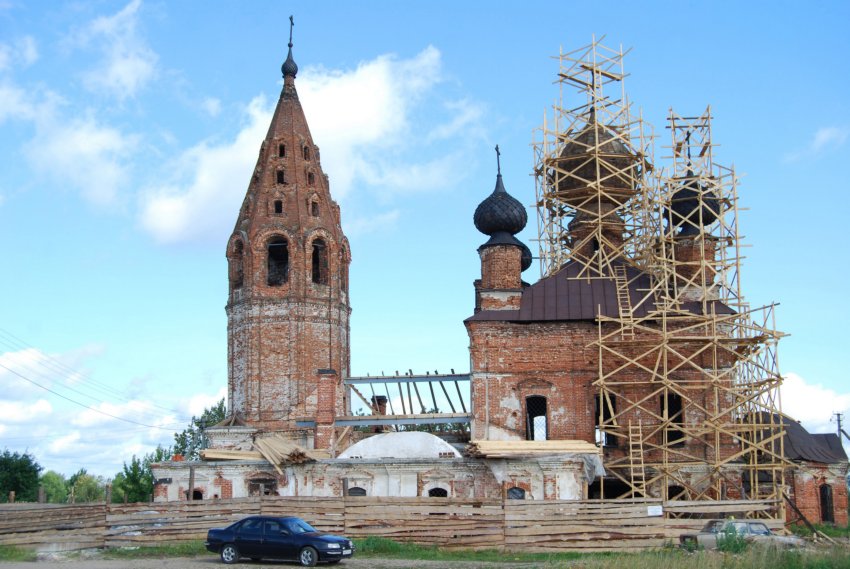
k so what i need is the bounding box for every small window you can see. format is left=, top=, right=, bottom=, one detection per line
left=303, top=146, right=311, bottom=160
left=820, top=484, right=835, bottom=523
left=507, top=487, right=525, bottom=500
left=428, top=487, right=448, bottom=498
left=311, top=200, right=319, bottom=217
left=308, top=172, right=315, bottom=186
left=347, top=486, right=366, bottom=497
left=311, top=238, right=328, bottom=285
left=276, top=170, right=286, bottom=184
left=278, top=144, right=286, bottom=158
left=229, top=240, right=244, bottom=289
left=274, top=200, right=283, bottom=214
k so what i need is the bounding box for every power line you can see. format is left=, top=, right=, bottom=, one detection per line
left=0, top=362, right=181, bottom=431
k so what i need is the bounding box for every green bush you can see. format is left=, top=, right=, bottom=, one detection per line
left=716, top=523, right=748, bottom=554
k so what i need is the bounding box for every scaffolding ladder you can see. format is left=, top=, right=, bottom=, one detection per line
left=614, top=264, right=635, bottom=338
left=628, top=420, right=646, bottom=497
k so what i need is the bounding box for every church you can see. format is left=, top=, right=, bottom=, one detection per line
left=151, top=30, right=847, bottom=527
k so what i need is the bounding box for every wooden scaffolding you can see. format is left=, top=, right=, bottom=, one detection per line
left=535, top=40, right=786, bottom=517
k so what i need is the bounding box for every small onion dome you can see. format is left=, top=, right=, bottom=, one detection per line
left=553, top=107, right=636, bottom=202
left=666, top=169, right=721, bottom=236
left=282, top=43, right=298, bottom=78
left=474, top=173, right=527, bottom=236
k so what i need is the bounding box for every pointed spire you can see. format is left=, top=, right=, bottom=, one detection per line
left=495, top=144, right=502, bottom=176
left=282, top=15, right=298, bottom=79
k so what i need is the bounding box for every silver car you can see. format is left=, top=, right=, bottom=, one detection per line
left=680, top=520, right=805, bottom=550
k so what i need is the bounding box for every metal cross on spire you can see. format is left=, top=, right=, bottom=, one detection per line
left=495, top=144, right=501, bottom=175
left=288, top=15, right=294, bottom=48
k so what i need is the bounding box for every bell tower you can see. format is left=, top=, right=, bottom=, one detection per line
left=225, top=18, right=352, bottom=443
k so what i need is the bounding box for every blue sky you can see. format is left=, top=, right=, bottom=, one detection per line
left=1, top=0, right=848, bottom=478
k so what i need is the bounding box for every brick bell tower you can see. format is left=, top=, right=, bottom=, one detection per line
left=225, top=19, right=352, bottom=444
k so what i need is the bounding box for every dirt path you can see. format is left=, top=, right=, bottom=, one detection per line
left=0, top=553, right=552, bottom=569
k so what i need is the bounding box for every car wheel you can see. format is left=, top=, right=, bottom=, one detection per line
left=299, top=546, right=318, bottom=567
left=220, top=543, right=239, bottom=565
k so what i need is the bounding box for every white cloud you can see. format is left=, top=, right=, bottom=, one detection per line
left=0, top=399, right=52, bottom=422
left=138, top=46, right=485, bottom=244
left=25, top=114, right=137, bottom=207
left=187, top=385, right=227, bottom=417
left=784, top=126, right=849, bottom=162
left=202, top=97, right=222, bottom=117
left=139, top=95, right=272, bottom=243
left=75, top=0, right=157, bottom=100
left=343, top=209, right=400, bottom=237
left=0, top=35, right=38, bottom=71
left=780, top=372, right=850, bottom=435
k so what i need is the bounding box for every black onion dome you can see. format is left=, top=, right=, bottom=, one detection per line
left=667, top=169, right=721, bottom=236
left=520, top=242, right=533, bottom=272
left=474, top=173, right=528, bottom=236
left=282, top=43, right=298, bottom=78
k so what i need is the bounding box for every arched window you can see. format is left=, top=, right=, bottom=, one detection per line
left=660, top=392, right=685, bottom=445
left=347, top=486, right=366, bottom=497
left=308, top=172, right=315, bottom=186
left=274, top=200, right=283, bottom=214
left=428, top=487, right=448, bottom=498
left=229, top=240, right=244, bottom=289
left=278, top=143, right=286, bottom=158
left=311, top=238, right=328, bottom=285
left=267, top=237, right=289, bottom=286
left=276, top=170, right=286, bottom=184
left=507, top=487, right=526, bottom=500
left=526, top=396, right=547, bottom=441
left=820, top=484, right=835, bottom=523
left=310, top=200, right=319, bottom=217
left=303, top=146, right=311, bottom=160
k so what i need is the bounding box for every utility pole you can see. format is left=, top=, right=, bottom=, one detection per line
left=832, top=412, right=850, bottom=443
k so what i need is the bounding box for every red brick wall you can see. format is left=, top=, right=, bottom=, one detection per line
left=787, top=464, right=849, bottom=526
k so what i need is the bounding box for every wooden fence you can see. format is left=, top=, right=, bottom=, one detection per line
left=0, top=497, right=781, bottom=553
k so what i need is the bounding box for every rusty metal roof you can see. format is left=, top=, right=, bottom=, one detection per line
left=467, top=260, right=733, bottom=323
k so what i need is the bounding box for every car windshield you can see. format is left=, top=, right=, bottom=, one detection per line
left=284, top=519, right=317, bottom=534
left=749, top=523, right=771, bottom=536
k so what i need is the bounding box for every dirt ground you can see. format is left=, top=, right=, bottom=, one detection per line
left=0, top=552, right=550, bottom=569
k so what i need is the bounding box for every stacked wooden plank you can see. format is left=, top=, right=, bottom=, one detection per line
left=253, top=435, right=328, bottom=474
left=344, top=497, right=504, bottom=550
left=504, top=500, right=666, bottom=552
left=465, top=439, right=600, bottom=458
left=0, top=503, right=106, bottom=551
left=200, top=449, right=263, bottom=460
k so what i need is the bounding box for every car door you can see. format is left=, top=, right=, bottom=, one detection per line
left=262, top=518, right=298, bottom=560
left=235, top=518, right=264, bottom=556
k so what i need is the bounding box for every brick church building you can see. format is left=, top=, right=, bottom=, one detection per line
left=152, top=32, right=847, bottom=526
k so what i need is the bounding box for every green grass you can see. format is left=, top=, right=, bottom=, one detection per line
left=96, top=540, right=207, bottom=559
left=791, top=523, right=850, bottom=539
left=0, top=545, right=37, bottom=562
left=354, top=536, right=591, bottom=564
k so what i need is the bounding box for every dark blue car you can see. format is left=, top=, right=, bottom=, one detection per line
left=205, top=515, right=355, bottom=566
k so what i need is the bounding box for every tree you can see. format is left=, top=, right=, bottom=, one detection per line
left=112, top=445, right=170, bottom=503
left=67, top=468, right=106, bottom=503
left=39, top=470, right=68, bottom=503
left=0, top=449, right=42, bottom=502
left=173, top=398, right=226, bottom=460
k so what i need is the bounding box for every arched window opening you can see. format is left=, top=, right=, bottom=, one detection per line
left=820, top=484, right=835, bottom=524
left=192, top=489, right=203, bottom=500
left=525, top=396, right=548, bottom=441
left=428, top=487, right=448, bottom=498
left=311, top=238, right=328, bottom=285
left=310, top=200, right=320, bottom=217
left=595, top=393, right=617, bottom=447
left=347, top=486, right=367, bottom=497
left=267, top=238, right=289, bottom=286
left=274, top=200, right=283, bottom=214
left=276, top=170, right=286, bottom=184
left=278, top=144, right=286, bottom=158
left=308, top=172, right=315, bottom=186
left=667, top=485, right=687, bottom=501
left=507, top=487, right=526, bottom=500
left=660, top=392, right=685, bottom=445
left=303, top=146, right=311, bottom=160
left=229, top=240, right=244, bottom=289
